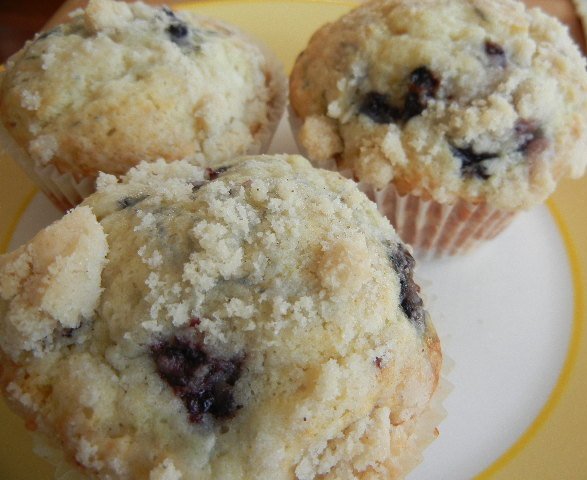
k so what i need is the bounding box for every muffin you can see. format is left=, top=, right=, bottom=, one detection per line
left=289, top=0, right=587, bottom=257
left=0, top=0, right=286, bottom=210
left=0, top=155, right=442, bottom=479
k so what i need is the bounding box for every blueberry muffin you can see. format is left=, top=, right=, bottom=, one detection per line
left=0, top=155, right=441, bottom=479
left=0, top=0, right=285, bottom=210
left=290, top=0, right=587, bottom=256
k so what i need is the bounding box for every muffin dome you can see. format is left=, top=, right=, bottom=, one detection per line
left=290, top=0, right=587, bottom=211
left=0, top=155, right=441, bottom=479
left=0, top=0, right=285, bottom=180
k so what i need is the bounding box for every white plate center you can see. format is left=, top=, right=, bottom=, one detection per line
left=413, top=207, right=573, bottom=479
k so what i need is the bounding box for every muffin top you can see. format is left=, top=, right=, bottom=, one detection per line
left=0, top=0, right=285, bottom=180
left=290, top=0, right=587, bottom=210
left=0, top=155, right=440, bottom=479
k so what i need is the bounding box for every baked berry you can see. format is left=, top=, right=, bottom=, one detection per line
left=151, top=337, right=243, bottom=423
left=515, top=119, right=547, bottom=156
left=359, top=92, right=402, bottom=124
left=118, top=195, right=148, bottom=210
left=206, top=166, right=231, bottom=181
left=404, top=66, right=440, bottom=120
left=451, top=145, right=497, bottom=179
left=485, top=40, right=507, bottom=68
left=36, top=27, right=62, bottom=42
left=167, top=22, right=189, bottom=44
left=389, top=244, right=425, bottom=331
left=161, top=7, right=177, bottom=19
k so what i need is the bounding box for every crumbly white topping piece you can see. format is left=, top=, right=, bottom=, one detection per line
left=0, top=206, right=108, bottom=360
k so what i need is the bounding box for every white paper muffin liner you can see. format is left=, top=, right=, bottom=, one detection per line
left=369, top=184, right=518, bottom=259
left=0, top=120, right=95, bottom=211
left=23, top=162, right=94, bottom=213
left=33, top=435, right=86, bottom=480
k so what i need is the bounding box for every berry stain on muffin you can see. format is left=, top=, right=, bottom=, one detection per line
left=118, top=194, right=149, bottom=210
left=484, top=40, right=507, bottom=67
left=161, top=8, right=202, bottom=50
left=388, top=243, right=425, bottom=330
left=403, top=66, right=440, bottom=120
left=359, top=91, right=402, bottom=124
left=450, top=144, right=496, bottom=180
left=151, top=335, right=244, bottom=424
left=359, top=66, right=441, bottom=124
left=205, top=165, right=232, bottom=180
left=515, top=119, right=548, bottom=156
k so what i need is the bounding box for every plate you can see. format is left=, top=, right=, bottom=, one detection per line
left=1, top=1, right=587, bottom=479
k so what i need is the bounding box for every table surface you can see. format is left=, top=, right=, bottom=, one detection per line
left=0, top=0, right=585, bottom=63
